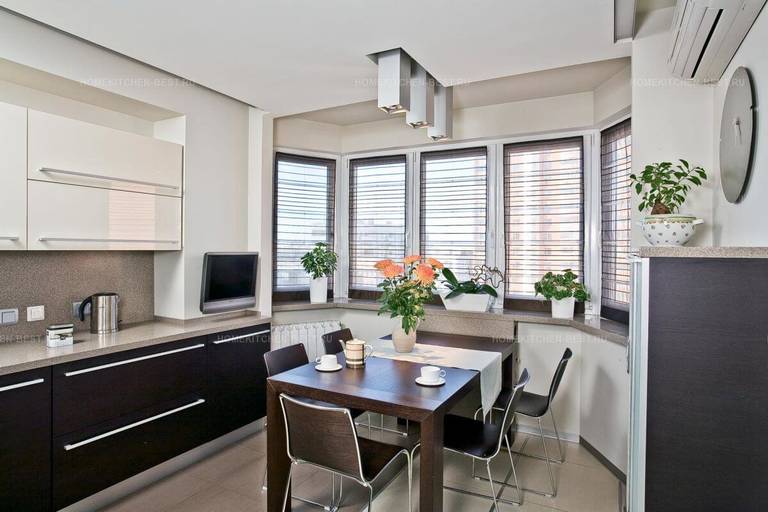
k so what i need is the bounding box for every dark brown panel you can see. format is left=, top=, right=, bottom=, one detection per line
left=647, top=257, right=768, bottom=512
left=207, top=324, right=271, bottom=439
left=0, top=367, right=51, bottom=512
left=52, top=337, right=207, bottom=436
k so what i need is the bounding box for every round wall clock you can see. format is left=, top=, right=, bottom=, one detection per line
left=719, top=66, right=756, bottom=204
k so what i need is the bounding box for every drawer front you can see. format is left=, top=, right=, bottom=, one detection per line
left=53, top=395, right=207, bottom=510
left=28, top=180, right=182, bottom=251
left=28, top=109, right=183, bottom=197
left=207, top=324, right=270, bottom=438
left=0, top=368, right=51, bottom=512
left=0, top=101, right=27, bottom=250
left=53, top=338, right=206, bottom=436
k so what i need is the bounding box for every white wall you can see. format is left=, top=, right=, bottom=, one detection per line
left=631, top=8, right=715, bottom=247
left=274, top=117, right=342, bottom=153
left=711, top=7, right=768, bottom=245
left=594, top=65, right=632, bottom=126
left=0, top=10, right=258, bottom=319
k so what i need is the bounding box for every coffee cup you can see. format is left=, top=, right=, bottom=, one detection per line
left=420, top=366, right=446, bottom=383
left=315, top=354, right=338, bottom=369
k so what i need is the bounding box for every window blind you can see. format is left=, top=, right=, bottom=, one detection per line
left=420, top=147, right=487, bottom=280
left=273, top=152, right=335, bottom=294
left=504, top=138, right=584, bottom=297
left=600, top=119, right=632, bottom=317
left=349, top=155, right=407, bottom=293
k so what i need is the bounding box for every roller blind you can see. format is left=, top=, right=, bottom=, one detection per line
left=600, top=119, right=632, bottom=314
left=349, top=155, right=407, bottom=292
left=273, top=152, right=335, bottom=292
left=420, top=147, right=487, bottom=280
left=504, top=138, right=584, bottom=297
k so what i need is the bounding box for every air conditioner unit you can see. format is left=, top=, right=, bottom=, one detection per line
left=668, top=0, right=766, bottom=82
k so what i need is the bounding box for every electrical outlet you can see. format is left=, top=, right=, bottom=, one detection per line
left=73, top=301, right=91, bottom=319
left=0, top=308, right=18, bottom=326
left=27, top=305, right=45, bottom=322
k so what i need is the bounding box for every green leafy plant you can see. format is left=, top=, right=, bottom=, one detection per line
left=629, top=160, right=707, bottom=215
left=441, top=268, right=498, bottom=299
left=300, top=242, right=338, bottom=279
left=534, top=269, right=590, bottom=302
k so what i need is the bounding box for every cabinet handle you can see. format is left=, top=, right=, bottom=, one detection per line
left=39, top=237, right=179, bottom=244
left=212, top=329, right=271, bottom=344
left=39, top=167, right=179, bottom=191
left=63, top=398, right=205, bottom=451
left=0, top=235, right=19, bottom=241
left=0, top=378, right=45, bottom=393
left=64, top=343, right=205, bottom=377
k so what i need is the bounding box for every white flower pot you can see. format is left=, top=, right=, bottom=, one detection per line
left=440, top=291, right=492, bottom=312
left=309, top=276, right=327, bottom=304
left=392, top=324, right=417, bottom=353
left=640, top=215, right=703, bottom=246
left=551, top=297, right=576, bottom=320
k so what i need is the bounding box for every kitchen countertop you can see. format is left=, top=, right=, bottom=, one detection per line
left=272, top=299, right=628, bottom=345
left=639, top=246, right=768, bottom=258
left=0, top=311, right=271, bottom=377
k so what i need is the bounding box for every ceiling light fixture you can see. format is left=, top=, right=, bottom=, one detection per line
left=369, top=48, right=411, bottom=114
left=428, top=84, right=453, bottom=141
left=406, top=63, right=435, bottom=128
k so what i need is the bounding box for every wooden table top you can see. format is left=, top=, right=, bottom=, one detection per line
left=383, top=330, right=517, bottom=360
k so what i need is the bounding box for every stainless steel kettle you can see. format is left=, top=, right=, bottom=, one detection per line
left=78, top=293, right=120, bottom=334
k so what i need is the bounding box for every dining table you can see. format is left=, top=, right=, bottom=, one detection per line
left=265, top=330, right=518, bottom=512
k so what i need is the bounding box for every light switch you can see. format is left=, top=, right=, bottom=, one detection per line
left=0, top=308, right=18, bottom=325
left=27, top=305, right=45, bottom=322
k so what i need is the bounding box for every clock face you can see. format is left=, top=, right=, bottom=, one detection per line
left=720, top=67, right=756, bottom=204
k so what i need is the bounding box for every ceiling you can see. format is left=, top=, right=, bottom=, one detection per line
left=0, top=0, right=631, bottom=116
left=292, top=58, right=630, bottom=125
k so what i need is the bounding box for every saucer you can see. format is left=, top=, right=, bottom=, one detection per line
left=415, top=376, right=445, bottom=387
left=315, top=363, right=343, bottom=372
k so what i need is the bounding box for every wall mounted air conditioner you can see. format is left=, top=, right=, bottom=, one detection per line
left=668, top=0, right=767, bottom=82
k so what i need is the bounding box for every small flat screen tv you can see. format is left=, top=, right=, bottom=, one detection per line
left=200, top=252, right=259, bottom=314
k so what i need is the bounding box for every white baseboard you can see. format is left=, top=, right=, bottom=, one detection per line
left=513, top=423, right=579, bottom=443
left=60, top=419, right=265, bottom=512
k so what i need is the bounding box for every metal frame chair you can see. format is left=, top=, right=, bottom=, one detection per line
left=279, top=393, right=413, bottom=512
left=443, top=369, right=530, bottom=510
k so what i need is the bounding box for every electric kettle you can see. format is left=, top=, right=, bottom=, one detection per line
left=78, top=292, right=120, bottom=334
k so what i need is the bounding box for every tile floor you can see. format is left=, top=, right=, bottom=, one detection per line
left=102, top=418, right=622, bottom=512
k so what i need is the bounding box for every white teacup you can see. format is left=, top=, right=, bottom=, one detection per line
left=420, top=366, right=446, bottom=383
left=315, top=354, right=338, bottom=369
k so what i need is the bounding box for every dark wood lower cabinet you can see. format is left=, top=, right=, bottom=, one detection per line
left=52, top=394, right=208, bottom=510
left=0, top=367, right=51, bottom=512
left=206, top=324, right=271, bottom=439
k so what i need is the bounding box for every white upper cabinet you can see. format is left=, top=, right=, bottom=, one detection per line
left=27, top=110, right=183, bottom=197
left=28, top=181, right=182, bottom=251
left=0, top=101, right=27, bottom=250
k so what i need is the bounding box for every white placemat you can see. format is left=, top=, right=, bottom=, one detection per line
left=370, top=338, right=502, bottom=416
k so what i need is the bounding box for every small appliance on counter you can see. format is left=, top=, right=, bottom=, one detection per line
left=46, top=323, right=74, bottom=347
left=78, top=292, right=120, bottom=334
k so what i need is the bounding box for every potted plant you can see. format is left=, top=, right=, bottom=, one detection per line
left=439, top=267, right=499, bottom=312
left=301, top=242, right=338, bottom=304
left=534, top=269, right=589, bottom=320
left=374, top=255, right=444, bottom=352
left=630, top=160, right=708, bottom=246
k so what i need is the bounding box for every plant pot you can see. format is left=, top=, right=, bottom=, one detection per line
left=392, top=325, right=417, bottom=353
left=439, top=291, right=492, bottom=312
left=309, top=276, right=327, bottom=304
left=551, top=297, right=576, bottom=320
left=639, top=215, right=703, bottom=246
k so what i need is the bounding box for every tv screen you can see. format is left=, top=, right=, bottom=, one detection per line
left=200, top=252, right=258, bottom=314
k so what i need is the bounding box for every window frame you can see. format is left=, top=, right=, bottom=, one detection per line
left=272, top=150, right=340, bottom=302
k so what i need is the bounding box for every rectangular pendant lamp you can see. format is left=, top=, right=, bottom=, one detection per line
left=406, top=63, right=434, bottom=128
left=428, top=84, right=453, bottom=141
left=371, top=48, right=411, bottom=114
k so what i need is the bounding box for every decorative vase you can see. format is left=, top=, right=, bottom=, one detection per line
left=640, top=215, right=703, bottom=246
left=439, top=291, right=492, bottom=312
left=551, top=297, right=576, bottom=320
left=392, top=324, right=417, bottom=353
left=309, top=276, right=327, bottom=304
